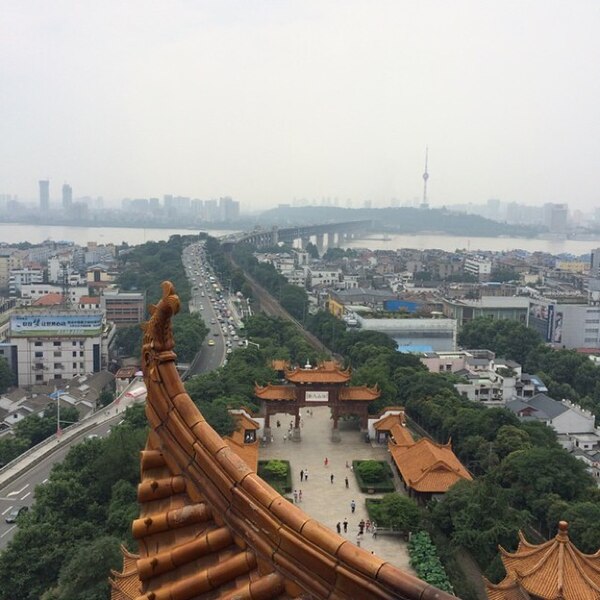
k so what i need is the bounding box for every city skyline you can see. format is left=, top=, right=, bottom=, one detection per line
left=1, top=2, right=600, bottom=211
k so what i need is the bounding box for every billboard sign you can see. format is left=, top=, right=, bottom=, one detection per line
left=305, top=391, right=329, bottom=403
left=528, top=301, right=552, bottom=342
left=11, top=313, right=103, bottom=337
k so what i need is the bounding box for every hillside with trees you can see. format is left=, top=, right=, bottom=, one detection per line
left=258, top=205, right=541, bottom=237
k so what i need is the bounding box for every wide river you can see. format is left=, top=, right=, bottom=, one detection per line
left=0, top=223, right=236, bottom=246
left=1, top=222, right=600, bottom=255
left=342, top=232, right=600, bottom=256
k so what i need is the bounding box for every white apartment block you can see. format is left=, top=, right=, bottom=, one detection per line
left=464, top=256, right=492, bottom=280
left=20, top=284, right=88, bottom=304
left=7, top=310, right=107, bottom=386
left=9, top=268, right=44, bottom=294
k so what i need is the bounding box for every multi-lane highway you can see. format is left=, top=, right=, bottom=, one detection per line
left=183, top=241, right=245, bottom=377
left=0, top=412, right=120, bottom=549
left=0, top=241, right=232, bottom=550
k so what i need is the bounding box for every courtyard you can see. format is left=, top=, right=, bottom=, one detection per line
left=259, top=405, right=414, bottom=573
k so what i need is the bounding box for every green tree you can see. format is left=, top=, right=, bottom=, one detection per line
left=458, top=317, right=541, bottom=365
left=432, top=479, right=530, bottom=574
left=44, top=535, right=123, bottom=600
left=494, top=425, right=531, bottom=460
left=304, top=241, right=320, bottom=259
left=494, top=447, right=594, bottom=516
left=355, top=460, right=386, bottom=483
left=263, top=459, right=289, bottom=480
left=376, top=493, right=420, bottom=531
left=0, top=356, right=13, bottom=393
left=200, top=400, right=236, bottom=437
left=98, top=389, right=114, bottom=407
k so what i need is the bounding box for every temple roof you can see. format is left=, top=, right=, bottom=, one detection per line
left=388, top=423, right=415, bottom=448
left=254, top=383, right=296, bottom=401
left=224, top=413, right=260, bottom=471
left=374, top=413, right=405, bottom=431
left=284, top=360, right=351, bottom=384
left=339, top=385, right=380, bottom=401
left=485, top=522, right=600, bottom=600
left=110, top=281, right=458, bottom=600
left=271, top=359, right=290, bottom=371
left=389, top=437, right=472, bottom=493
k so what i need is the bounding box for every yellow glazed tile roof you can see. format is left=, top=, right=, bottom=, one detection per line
left=389, top=438, right=471, bottom=493
left=485, top=522, right=600, bottom=600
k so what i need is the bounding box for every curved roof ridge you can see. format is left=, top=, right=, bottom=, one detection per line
left=564, top=543, right=600, bottom=594
left=496, top=523, right=600, bottom=600
left=134, top=281, right=457, bottom=600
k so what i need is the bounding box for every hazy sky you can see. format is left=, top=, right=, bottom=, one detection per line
left=1, top=1, right=599, bottom=211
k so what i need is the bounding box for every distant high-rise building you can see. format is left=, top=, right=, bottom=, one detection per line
left=39, top=180, right=50, bottom=211
left=219, top=196, right=240, bottom=221
left=591, top=248, right=600, bottom=277
left=544, top=203, right=568, bottom=234
left=62, top=183, right=72, bottom=209
left=420, top=147, right=429, bottom=209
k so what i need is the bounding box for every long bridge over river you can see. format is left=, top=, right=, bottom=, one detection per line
left=222, top=220, right=372, bottom=251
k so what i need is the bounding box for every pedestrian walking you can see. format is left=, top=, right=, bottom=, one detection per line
left=276, top=419, right=281, bottom=428
left=324, top=457, right=328, bottom=467
left=300, top=469, right=304, bottom=482
left=356, top=534, right=361, bottom=547
left=293, top=490, right=298, bottom=503
left=345, top=476, right=349, bottom=489
left=283, top=434, right=287, bottom=443
left=351, top=499, right=356, bottom=513
left=359, top=519, right=365, bottom=535
left=336, top=522, right=341, bottom=534
left=330, top=473, right=334, bottom=484
left=373, top=525, right=378, bottom=539
left=304, top=468, right=309, bottom=481
left=298, top=489, right=302, bottom=502
left=343, top=519, right=348, bottom=533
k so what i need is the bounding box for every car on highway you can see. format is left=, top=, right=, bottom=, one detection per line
left=208, top=339, right=215, bottom=346
left=5, top=506, right=28, bottom=523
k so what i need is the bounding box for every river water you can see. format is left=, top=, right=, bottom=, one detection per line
left=1, top=222, right=599, bottom=255
left=0, top=223, right=237, bottom=246
left=341, top=232, right=600, bottom=256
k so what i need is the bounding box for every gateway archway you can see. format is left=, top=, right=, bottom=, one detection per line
left=255, top=360, right=380, bottom=443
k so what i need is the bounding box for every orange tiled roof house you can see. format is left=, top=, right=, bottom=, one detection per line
left=255, top=359, right=380, bottom=443
left=109, top=281, right=458, bottom=600
left=384, top=415, right=472, bottom=504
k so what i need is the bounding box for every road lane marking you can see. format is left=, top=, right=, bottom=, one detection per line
left=0, top=525, right=16, bottom=538
left=6, top=484, right=29, bottom=497
left=1, top=506, right=13, bottom=516
left=20, top=492, right=31, bottom=500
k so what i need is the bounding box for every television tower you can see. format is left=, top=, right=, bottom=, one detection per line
left=420, top=147, right=429, bottom=209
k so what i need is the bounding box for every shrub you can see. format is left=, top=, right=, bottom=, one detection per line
left=352, top=460, right=395, bottom=493
left=408, top=531, right=454, bottom=594
left=258, top=460, right=292, bottom=494
left=263, top=459, right=288, bottom=480
left=356, top=460, right=386, bottom=483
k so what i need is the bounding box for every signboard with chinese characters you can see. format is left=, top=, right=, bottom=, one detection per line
left=10, top=313, right=103, bottom=337
left=305, top=391, right=329, bottom=402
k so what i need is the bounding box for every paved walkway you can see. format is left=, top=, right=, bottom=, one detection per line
left=260, top=406, right=415, bottom=574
